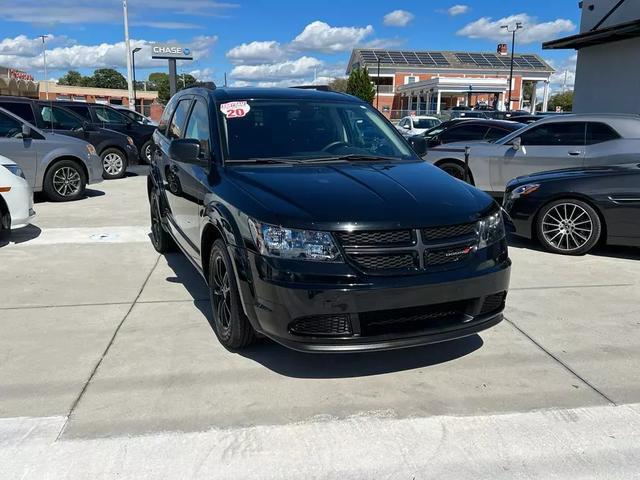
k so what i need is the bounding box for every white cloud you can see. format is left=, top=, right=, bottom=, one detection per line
left=290, top=21, right=374, bottom=53
left=383, top=10, right=414, bottom=27
left=457, top=13, right=576, bottom=44
left=230, top=56, right=323, bottom=82
left=226, top=41, right=287, bottom=65
left=189, top=67, right=215, bottom=82
left=448, top=5, right=469, bottom=16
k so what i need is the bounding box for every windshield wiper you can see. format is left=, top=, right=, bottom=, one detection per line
left=226, top=157, right=304, bottom=165
left=301, top=154, right=401, bottom=163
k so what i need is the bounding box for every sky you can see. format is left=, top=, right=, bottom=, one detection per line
left=0, top=0, right=581, bottom=93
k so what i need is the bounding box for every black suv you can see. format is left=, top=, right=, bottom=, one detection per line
left=416, top=118, right=523, bottom=149
left=0, top=97, right=138, bottom=179
left=149, top=87, right=511, bottom=352
left=56, top=101, right=156, bottom=164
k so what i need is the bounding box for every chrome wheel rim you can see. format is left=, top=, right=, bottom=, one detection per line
left=211, top=255, right=232, bottom=331
left=103, top=153, right=124, bottom=175
left=53, top=167, right=81, bottom=196
left=542, top=203, right=593, bottom=252
left=145, top=144, right=152, bottom=162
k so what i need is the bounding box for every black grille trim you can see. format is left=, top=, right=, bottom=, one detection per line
left=351, top=253, right=417, bottom=271
left=335, top=230, right=414, bottom=247
left=480, top=292, right=507, bottom=315
left=421, top=223, right=476, bottom=241
left=289, top=314, right=353, bottom=337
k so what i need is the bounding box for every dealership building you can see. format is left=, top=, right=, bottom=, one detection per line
left=544, top=0, right=639, bottom=114
left=346, top=48, right=555, bottom=118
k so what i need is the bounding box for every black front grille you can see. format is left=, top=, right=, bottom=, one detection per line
left=335, top=230, right=413, bottom=247
left=360, top=300, right=470, bottom=336
left=351, top=253, right=417, bottom=271
left=289, top=314, right=353, bottom=337
left=422, top=223, right=476, bottom=241
left=425, top=244, right=476, bottom=266
left=480, top=292, right=507, bottom=315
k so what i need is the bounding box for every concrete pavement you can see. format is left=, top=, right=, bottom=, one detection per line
left=1, top=169, right=639, bottom=478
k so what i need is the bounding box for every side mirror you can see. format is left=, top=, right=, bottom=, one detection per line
left=512, top=137, right=522, bottom=151
left=169, top=138, right=205, bottom=165
left=21, top=124, right=32, bottom=139
left=401, top=124, right=410, bottom=130
left=408, top=136, right=428, bottom=157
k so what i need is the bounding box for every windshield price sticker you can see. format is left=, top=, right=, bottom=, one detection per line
left=220, top=101, right=251, bottom=118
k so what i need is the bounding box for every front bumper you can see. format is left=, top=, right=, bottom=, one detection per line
left=3, top=179, right=35, bottom=229
left=237, top=244, right=511, bottom=352
left=125, top=144, right=139, bottom=165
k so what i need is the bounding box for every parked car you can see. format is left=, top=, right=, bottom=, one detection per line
left=57, top=101, right=156, bottom=163
left=509, top=115, right=544, bottom=125
left=115, top=106, right=158, bottom=127
left=503, top=164, right=640, bottom=255
left=0, top=106, right=102, bottom=201
left=396, top=115, right=441, bottom=136
left=415, top=119, right=523, bottom=149
left=483, top=110, right=531, bottom=121
left=148, top=86, right=511, bottom=352
left=0, top=97, right=138, bottom=179
left=449, top=110, right=488, bottom=120
left=425, top=114, right=640, bottom=195
left=0, top=155, right=35, bottom=231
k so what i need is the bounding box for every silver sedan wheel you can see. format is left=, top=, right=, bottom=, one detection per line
left=52, top=167, right=81, bottom=197
left=541, top=202, right=593, bottom=252
left=103, top=152, right=124, bottom=176
left=145, top=144, right=152, bottom=162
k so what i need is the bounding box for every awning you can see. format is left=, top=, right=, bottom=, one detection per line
left=543, top=19, right=640, bottom=49
left=396, top=77, right=508, bottom=96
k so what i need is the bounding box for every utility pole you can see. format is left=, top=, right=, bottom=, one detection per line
left=123, top=0, right=134, bottom=110
left=38, top=35, right=49, bottom=100
left=132, top=47, right=141, bottom=112
left=501, top=22, right=523, bottom=111
left=376, top=57, right=381, bottom=109
left=562, top=69, right=568, bottom=92
left=224, top=72, right=227, bottom=87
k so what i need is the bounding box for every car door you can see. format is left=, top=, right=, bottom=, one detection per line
left=0, top=110, right=38, bottom=187
left=38, top=105, right=87, bottom=141
left=491, top=122, right=586, bottom=191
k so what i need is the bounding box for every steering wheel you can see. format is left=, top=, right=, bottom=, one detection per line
left=321, top=141, right=349, bottom=152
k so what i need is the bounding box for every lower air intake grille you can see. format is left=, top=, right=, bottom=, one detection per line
left=289, top=314, right=353, bottom=337
left=352, top=254, right=416, bottom=271
left=480, top=292, right=507, bottom=315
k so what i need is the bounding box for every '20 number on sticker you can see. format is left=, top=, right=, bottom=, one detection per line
left=220, top=101, right=251, bottom=119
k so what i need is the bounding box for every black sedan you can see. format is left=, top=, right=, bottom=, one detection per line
left=503, top=164, right=640, bottom=255
left=412, top=119, right=523, bottom=149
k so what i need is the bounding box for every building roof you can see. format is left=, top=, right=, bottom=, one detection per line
left=543, top=18, right=640, bottom=49
left=347, top=49, right=554, bottom=73
left=39, top=81, right=159, bottom=100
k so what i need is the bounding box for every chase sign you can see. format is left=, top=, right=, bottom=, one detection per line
left=151, top=43, right=194, bottom=60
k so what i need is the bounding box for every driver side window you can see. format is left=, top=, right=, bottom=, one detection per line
left=520, top=122, right=586, bottom=146
left=0, top=112, right=23, bottom=138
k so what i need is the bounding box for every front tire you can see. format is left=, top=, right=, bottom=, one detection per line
left=141, top=140, right=154, bottom=164
left=536, top=199, right=602, bottom=255
left=43, top=160, right=86, bottom=202
left=101, top=148, right=127, bottom=179
left=439, top=161, right=469, bottom=182
left=149, top=188, right=176, bottom=253
left=208, top=239, right=256, bottom=349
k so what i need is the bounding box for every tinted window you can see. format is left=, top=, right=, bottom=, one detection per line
left=168, top=99, right=192, bottom=140
left=65, top=104, right=91, bottom=120
left=93, top=106, right=128, bottom=124
left=586, top=122, right=621, bottom=145
left=485, top=126, right=520, bottom=142
left=441, top=124, right=489, bottom=143
left=413, top=118, right=439, bottom=129
left=185, top=99, right=211, bottom=157
left=520, top=122, right=586, bottom=146
left=0, top=111, right=23, bottom=138
left=158, top=96, right=179, bottom=135
left=0, top=102, right=35, bottom=123
left=39, top=106, right=82, bottom=130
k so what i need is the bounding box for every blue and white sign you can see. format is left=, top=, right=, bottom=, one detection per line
left=151, top=43, right=194, bottom=60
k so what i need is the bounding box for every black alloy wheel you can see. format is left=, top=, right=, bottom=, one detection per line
left=149, top=188, right=175, bottom=253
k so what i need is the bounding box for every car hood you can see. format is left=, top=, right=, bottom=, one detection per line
left=225, top=160, right=495, bottom=230
left=508, top=164, right=640, bottom=188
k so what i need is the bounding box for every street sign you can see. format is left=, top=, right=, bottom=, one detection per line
left=151, top=43, right=193, bottom=60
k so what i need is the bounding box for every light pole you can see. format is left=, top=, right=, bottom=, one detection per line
left=501, top=22, right=523, bottom=111
left=132, top=47, right=141, bottom=112
left=122, top=0, right=134, bottom=110
left=376, top=57, right=381, bottom=110
left=38, top=35, right=49, bottom=100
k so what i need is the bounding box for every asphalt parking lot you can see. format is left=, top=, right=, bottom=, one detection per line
left=2, top=168, right=640, bottom=478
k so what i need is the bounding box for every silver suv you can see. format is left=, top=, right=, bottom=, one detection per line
left=424, top=114, right=640, bottom=195
left=0, top=106, right=102, bottom=201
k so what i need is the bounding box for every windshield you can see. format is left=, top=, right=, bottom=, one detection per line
left=413, top=118, right=440, bottom=129
left=219, top=99, right=414, bottom=162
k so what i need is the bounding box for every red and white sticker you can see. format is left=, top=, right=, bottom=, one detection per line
left=220, top=101, right=250, bottom=118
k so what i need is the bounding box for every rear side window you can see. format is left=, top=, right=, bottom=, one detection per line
left=93, top=106, right=127, bottom=124
left=168, top=99, right=192, bottom=140
left=586, top=122, right=621, bottom=145
left=0, top=102, right=35, bottom=124
left=520, top=122, right=586, bottom=146
left=39, top=106, right=82, bottom=130
left=65, top=105, right=91, bottom=120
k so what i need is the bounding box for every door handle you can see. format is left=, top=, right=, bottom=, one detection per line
left=568, top=151, right=582, bottom=156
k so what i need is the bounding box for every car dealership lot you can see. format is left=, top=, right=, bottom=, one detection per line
left=1, top=170, right=640, bottom=478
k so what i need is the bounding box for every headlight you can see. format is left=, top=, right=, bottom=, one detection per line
left=476, top=210, right=506, bottom=249
left=249, top=219, right=342, bottom=262
left=86, top=144, right=97, bottom=156
left=126, top=136, right=135, bottom=146
left=508, top=183, right=540, bottom=200
left=2, top=164, right=25, bottom=179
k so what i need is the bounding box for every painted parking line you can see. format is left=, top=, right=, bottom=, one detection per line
left=3, top=226, right=151, bottom=247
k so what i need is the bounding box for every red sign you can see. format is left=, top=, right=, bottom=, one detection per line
left=9, top=69, right=34, bottom=81
left=497, top=43, right=508, bottom=56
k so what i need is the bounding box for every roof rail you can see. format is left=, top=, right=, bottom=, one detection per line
left=290, top=85, right=330, bottom=91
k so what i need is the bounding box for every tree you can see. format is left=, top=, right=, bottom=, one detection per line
left=146, top=72, right=199, bottom=103
left=328, top=77, right=348, bottom=93
left=58, top=70, right=85, bottom=86
left=346, top=67, right=375, bottom=104
left=547, top=90, right=573, bottom=112
left=90, top=68, right=127, bottom=89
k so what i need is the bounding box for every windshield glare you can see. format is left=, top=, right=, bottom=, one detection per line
left=220, top=100, right=414, bottom=161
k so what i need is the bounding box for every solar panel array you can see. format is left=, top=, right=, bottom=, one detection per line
left=356, top=49, right=548, bottom=70
left=359, top=50, right=450, bottom=67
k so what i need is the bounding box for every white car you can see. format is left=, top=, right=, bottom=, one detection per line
left=0, top=155, right=35, bottom=231
left=396, top=115, right=441, bottom=136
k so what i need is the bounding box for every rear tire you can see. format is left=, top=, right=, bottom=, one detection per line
left=149, top=187, right=176, bottom=253
left=536, top=199, right=602, bottom=255
left=439, top=161, right=469, bottom=182
left=208, top=239, right=256, bottom=349
left=101, top=148, right=127, bottom=179
left=43, top=159, right=86, bottom=202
